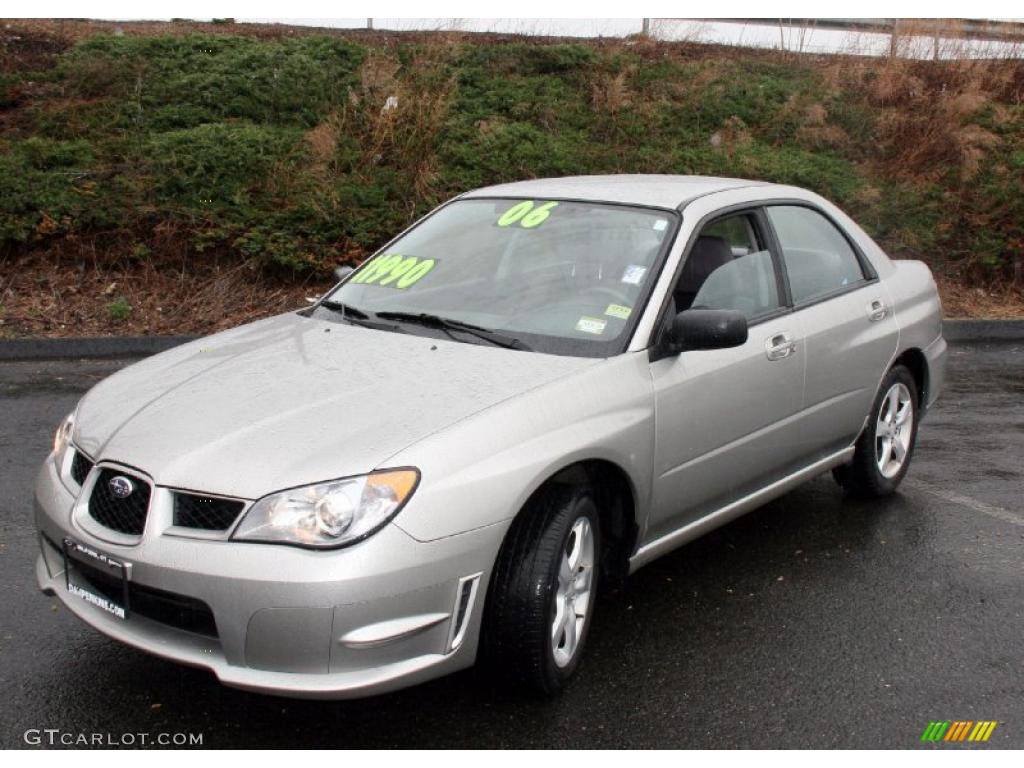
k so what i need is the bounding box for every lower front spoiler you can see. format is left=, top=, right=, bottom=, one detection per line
left=36, top=553, right=476, bottom=700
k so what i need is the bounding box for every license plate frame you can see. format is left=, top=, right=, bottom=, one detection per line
left=62, top=538, right=130, bottom=620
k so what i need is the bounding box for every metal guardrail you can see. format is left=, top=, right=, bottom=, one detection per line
left=343, top=18, right=1023, bottom=59
left=710, top=18, right=1024, bottom=42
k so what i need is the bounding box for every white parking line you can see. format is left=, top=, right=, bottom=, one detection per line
left=906, top=479, right=1024, bottom=528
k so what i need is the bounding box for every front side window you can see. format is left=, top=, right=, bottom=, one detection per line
left=324, top=198, right=677, bottom=356
left=766, top=205, right=867, bottom=305
left=674, top=212, right=782, bottom=321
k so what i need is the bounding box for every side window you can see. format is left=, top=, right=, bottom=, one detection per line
left=674, top=212, right=782, bottom=321
left=766, top=205, right=867, bottom=305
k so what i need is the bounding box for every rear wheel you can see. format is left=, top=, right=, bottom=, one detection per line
left=481, top=485, right=600, bottom=695
left=833, top=365, right=919, bottom=497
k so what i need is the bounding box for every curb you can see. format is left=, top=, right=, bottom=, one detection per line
left=0, top=335, right=197, bottom=361
left=1, top=321, right=1022, bottom=361
left=942, top=319, right=1024, bottom=343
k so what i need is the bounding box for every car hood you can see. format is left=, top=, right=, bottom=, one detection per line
left=74, top=312, right=596, bottom=499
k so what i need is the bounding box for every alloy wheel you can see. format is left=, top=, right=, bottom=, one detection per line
left=875, top=382, right=914, bottom=479
left=551, top=516, right=595, bottom=668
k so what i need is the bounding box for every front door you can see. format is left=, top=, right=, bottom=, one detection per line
left=646, top=210, right=806, bottom=544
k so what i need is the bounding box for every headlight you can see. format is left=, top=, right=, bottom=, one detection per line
left=231, top=469, right=419, bottom=549
left=52, top=411, right=75, bottom=470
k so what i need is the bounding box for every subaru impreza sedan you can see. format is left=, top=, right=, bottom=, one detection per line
left=36, top=175, right=946, bottom=698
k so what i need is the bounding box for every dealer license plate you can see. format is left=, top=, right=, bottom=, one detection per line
left=62, top=538, right=129, bottom=620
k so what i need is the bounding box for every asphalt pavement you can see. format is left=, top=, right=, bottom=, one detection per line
left=1, top=342, right=1021, bottom=749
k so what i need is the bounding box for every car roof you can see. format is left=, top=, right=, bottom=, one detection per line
left=459, top=175, right=772, bottom=210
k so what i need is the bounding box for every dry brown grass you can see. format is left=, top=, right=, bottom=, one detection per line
left=591, top=69, right=634, bottom=115
left=286, top=47, right=459, bottom=221
left=340, top=50, right=457, bottom=197
left=710, top=115, right=753, bottom=157
left=303, top=118, right=339, bottom=168
left=777, top=95, right=851, bottom=150
left=822, top=53, right=1010, bottom=181
left=0, top=243, right=335, bottom=338
left=816, top=18, right=1023, bottom=185
left=937, top=276, right=1024, bottom=318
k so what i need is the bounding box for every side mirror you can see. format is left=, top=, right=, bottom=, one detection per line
left=334, top=265, right=355, bottom=282
left=668, top=309, right=748, bottom=354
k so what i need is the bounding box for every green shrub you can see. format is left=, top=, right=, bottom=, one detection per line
left=0, top=138, right=117, bottom=242
left=18, top=137, right=94, bottom=169
left=143, top=122, right=296, bottom=208
left=107, top=297, right=132, bottom=321
left=59, top=34, right=363, bottom=130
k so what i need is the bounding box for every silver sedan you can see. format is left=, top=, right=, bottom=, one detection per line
left=35, top=175, right=947, bottom=698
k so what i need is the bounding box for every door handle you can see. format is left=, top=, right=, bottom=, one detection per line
left=867, top=299, right=888, bottom=323
left=765, top=332, right=797, bottom=361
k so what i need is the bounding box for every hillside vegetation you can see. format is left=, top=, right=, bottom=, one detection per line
left=1, top=21, right=1022, bottom=334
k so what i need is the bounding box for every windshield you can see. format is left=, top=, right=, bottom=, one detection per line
left=322, top=198, right=678, bottom=357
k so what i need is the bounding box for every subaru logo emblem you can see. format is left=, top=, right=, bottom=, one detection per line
left=108, top=475, right=134, bottom=499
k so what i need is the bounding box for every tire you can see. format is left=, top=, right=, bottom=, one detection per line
left=481, top=484, right=601, bottom=695
left=833, top=364, right=919, bottom=497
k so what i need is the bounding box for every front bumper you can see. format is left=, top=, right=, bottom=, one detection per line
left=35, top=458, right=505, bottom=699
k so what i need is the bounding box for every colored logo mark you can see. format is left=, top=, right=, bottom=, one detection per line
left=921, top=721, right=997, bottom=742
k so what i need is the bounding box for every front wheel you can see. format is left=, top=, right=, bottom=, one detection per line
left=833, top=365, right=919, bottom=497
left=481, top=485, right=600, bottom=695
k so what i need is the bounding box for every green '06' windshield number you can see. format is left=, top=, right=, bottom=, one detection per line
left=497, top=200, right=558, bottom=228
left=351, top=254, right=436, bottom=289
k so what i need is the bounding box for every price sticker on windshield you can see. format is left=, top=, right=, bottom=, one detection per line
left=350, top=254, right=437, bottom=289
left=496, top=200, right=559, bottom=229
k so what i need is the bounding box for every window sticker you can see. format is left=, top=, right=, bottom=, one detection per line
left=653, top=219, right=668, bottom=231
left=496, top=200, right=559, bottom=229
left=621, top=265, right=648, bottom=285
left=575, top=316, right=607, bottom=335
left=350, top=254, right=437, bottom=289
left=604, top=303, right=632, bottom=320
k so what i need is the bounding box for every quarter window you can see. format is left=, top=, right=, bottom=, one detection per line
left=766, top=205, right=867, bottom=304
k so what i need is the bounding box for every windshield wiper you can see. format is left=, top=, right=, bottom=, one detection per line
left=318, top=299, right=370, bottom=319
left=375, top=312, right=532, bottom=351
left=316, top=299, right=402, bottom=332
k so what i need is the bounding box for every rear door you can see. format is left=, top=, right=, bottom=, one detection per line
left=764, top=204, right=899, bottom=458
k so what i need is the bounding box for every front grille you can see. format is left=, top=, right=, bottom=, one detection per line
left=88, top=468, right=151, bottom=535
left=70, top=552, right=218, bottom=638
left=70, top=451, right=94, bottom=486
left=173, top=492, right=245, bottom=531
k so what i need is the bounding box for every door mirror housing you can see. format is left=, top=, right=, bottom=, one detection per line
left=334, top=265, right=355, bottom=282
left=667, top=309, right=748, bottom=354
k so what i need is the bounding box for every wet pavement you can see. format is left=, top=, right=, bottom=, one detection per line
left=1, top=341, right=1021, bottom=748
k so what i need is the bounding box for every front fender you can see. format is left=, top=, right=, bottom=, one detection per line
left=386, top=352, right=655, bottom=542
